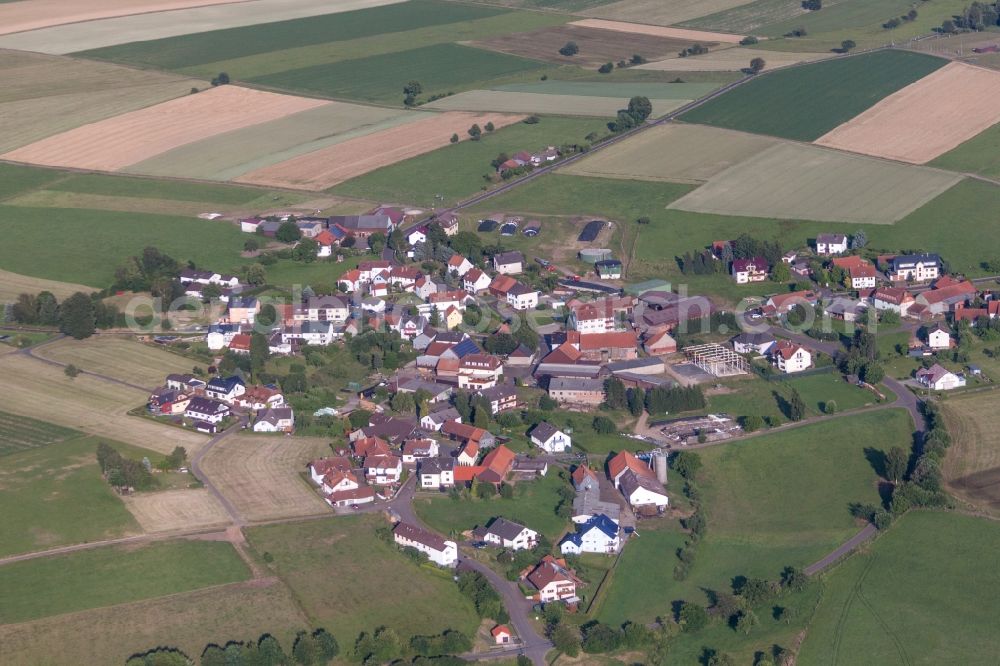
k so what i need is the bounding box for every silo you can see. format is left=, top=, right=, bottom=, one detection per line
left=578, top=248, right=613, bottom=263
left=652, top=450, right=668, bottom=484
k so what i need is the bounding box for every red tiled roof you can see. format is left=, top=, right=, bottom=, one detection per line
left=228, top=333, right=251, bottom=351
left=315, top=230, right=337, bottom=246
left=579, top=331, right=638, bottom=351
left=352, top=436, right=391, bottom=458
left=572, top=465, right=597, bottom=486
left=481, top=444, right=515, bottom=478
left=608, top=450, right=654, bottom=481
left=831, top=255, right=870, bottom=270
left=442, top=420, right=487, bottom=442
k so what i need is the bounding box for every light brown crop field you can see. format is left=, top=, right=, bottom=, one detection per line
left=122, top=489, right=231, bottom=533
left=470, top=24, right=710, bottom=67
left=236, top=111, right=525, bottom=191
left=0, top=268, right=92, bottom=303
left=199, top=434, right=330, bottom=522
left=36, top=336, right=193, bottom=388
left=0, top=578, right=308, bottom=665
left=0, top=50, right=204, bottom=153
left=0, top=0, right=247, bottom=36
left=563, top=123, right=776, bottom=183
left=570, top=18, right=747, bottom=42
left=667, top=141, right=962, bottom=224
left=0, top=354, right=206, bottom=455
left=815, top=62, right=1000, bottom=164
left=942, top=390, right=1000, bottom=516
left=2, top=85, right=328, bottom=172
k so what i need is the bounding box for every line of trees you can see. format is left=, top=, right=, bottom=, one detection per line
left=644, top=385, right=706, bottom=415
left=456, top=570, right=509, bottom=624
left=96, top=442, right=155, bottom=491
left=943, top=1, right=1000, bottom=31
left=672, top=451, right=705, bottom=580
left=11, top=290, right=120, bottom=339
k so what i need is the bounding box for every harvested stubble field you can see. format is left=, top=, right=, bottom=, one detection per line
left=0, top=50, right=203, bottom=153
left=680, top=50, right=947, bottom=141
left=199, top=434, right=330, bottom=522
left=122, top=488, right=231, bottom=533
left=570, top=18, right=747, bottom=42
left=636, top=47, right=831, bottom=71
left=0, top=578, right=308, bottom=666
left=0, top=268, right=92, bottom=304
left=581, top=0, right=756, bottom=27
left=941, top=390, right=1000, bottom=516
left=1, top=0, right=407, bottom=54
left=816, top=61, right=1000, bottom=164
left=0, top=0, right=248, bottom=36
left=667, top=142, right=961, bottom=223
left=471, top=25, right=712, bottom=67
left=0, top=353, right=206, bottom=455
left=124, top=103, right=427, bottom=181
left=425, top=90, right=687, bottom=117
left=563, top=123, right=776, bottom=183
left=36, top=337, right=193, bottom=388
left=238, top=111, right=524, bottom=191
left=3, top=85, right=327, bottom=172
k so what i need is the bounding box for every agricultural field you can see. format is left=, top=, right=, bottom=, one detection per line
left=930, top=120, right=1000, bottom=178
left=0, top=162, right=65, bottom=201
left=0, top=409, right=78, bottom=457
left=242, top=111, right=528, bottom=194
left=1, top=0, right=409, bottom=54
left=580, top=0, right=758, bottom=27
left=471, top=24, right=716, bottom=68
left=680, top=50, right=947, bottom=141
left=493, top=80, right=723, bottom=98
left=199, top=434, right=330, bottom=522
left=0, top=50, right=203, bottom=154
left=122, top=489, right=231, bottom=534
left=413, top=470, right=570, bottom=539
left=3, top=85, right=327, bottom=172
left=635, top=47, right=832, bottom=71
left=0, top=578, right=308, bottom=666
left=800, top=511, right=1000, bottom=665
left=0, top=539, right=250, bottom=623
left=425, top=90, right=687, bottom=118
left=572, top=19, right=748, bottom=43
left=248, top=43, right=544, bottom=105
left=563, top=123, right=777, bottom=183
left=36, top=337, right=193, bottom=389
left=0, top=353, right=206, bottom=454
left=666, top=142, right=961, bottom=224
left=245, top=516, right=480, bottom=640
left=816, top=62, right=1000, bottom=164
left=0, top=0, right=244, bottom=36
left=0, top=268, right=92, bottom=305
left=940, top=391, right=1000, bottom=516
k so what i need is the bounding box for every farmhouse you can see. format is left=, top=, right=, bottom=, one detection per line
left=832, top=256, right=878, bottom=289
left=871, top=287, right=915, bottom=316
left=252, top=407, right=294, bottom=433
left=442, top=420, right=496, bottom=449
left=731, top=257, right=769, bottom=284
left=530, top=422, right=572, bottom=453
left=464, top=268, right=492, bottom=294
left=330, top=214, right=394, bottom=238
left=364, top=454, right=403, bottom=485
left=474, top=384, right=519, bottom=414
left=579, top=331, right=639, bottom=361
left=927, top=323, right=952, bottom=349
left=618, top=469, right=668, bottom=511
left=493, top=251, right=524, bottom=275
left=769, top=340, right=813, bottom=373
left=608, top=450, right=656, bottom=489
left=815, top=233, right=848, bottom=255
left=458, top=353, right=503, bottom=389
left=643, top=330, right=677, bottom=355
left=763, top=290, right=818, bottom=316
left=548, top=377, right=605, bottom=405
left=526, top=555, right=581, bottom=603
left=475, top=518, right=538, bottom=550
left=572, top=465, right=599, bottom=492
left=569, top=300, right=617, bottom=334
left=914, top=280, right=975, bottom=315
left=393, top=522, right=458, bottom=567
left=916, top=364, right=966, bottom=390
left=560, top=514, right=620, bottom=555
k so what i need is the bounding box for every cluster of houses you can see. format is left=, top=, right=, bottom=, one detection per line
left=239, top=205, right=423, bottom=254
left=147, top=373, right=293, bottom=434
left=496, top=146, right=560, bottom=175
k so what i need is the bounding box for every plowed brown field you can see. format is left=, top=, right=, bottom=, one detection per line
left=236, top=111, right=524, bottom=190
left=3, top=86, right=328, bottom=171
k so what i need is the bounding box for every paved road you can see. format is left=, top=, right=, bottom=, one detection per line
left=804, top=524, right=877, bottom=576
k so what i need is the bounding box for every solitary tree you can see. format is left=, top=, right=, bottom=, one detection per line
left=749, top=57, right=766, bottom=74
left=450, top=133, right=459, bottom=143
left=787, top=389, right=806, bottom=421
left=59, top=292, right=96, bottom=340
left=841, top=39, right=857, bottom=52
left=559, top=41, right=579, bottom=56
left=468, top=124, right=483, bottom=141
left=211, top=72, right=230, bottom=86
left=886, top=446, right=908, bottom=483
left=64, top=363, right=80, bottom=378
left=485, top=121, right=495, bottom=132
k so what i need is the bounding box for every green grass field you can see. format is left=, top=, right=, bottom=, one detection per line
left=800, top=510, right=1000, bottom=665
left=414, top=470, right=570, bottom=539
left=0, top=409, right=78, bottom=456
left=249, top=43, right=544, bottom=104
left=76, top=0, right=509, bottom=70
left=492, top=81, right=723, bottom=98
left=0, top=540, right=249, bottom=623
left=708, top=371, right=885, bottom=422
left=680, top=50, right=946, bottom=141
left=332, top=116, right=611, bottom=206
left=930, top=119, right=1000, bottom=179
left=0, top=162, right=67, bottom=201
left=46, top=173, right=271, bottom=205
left=425, top=90, right=688, bottom=118
left=245, top=515, right=479, bottom=640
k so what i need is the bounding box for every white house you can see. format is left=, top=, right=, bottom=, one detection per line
left=559, top=514, right=620, bottom=555
left=871, top=287, right=915, bottom=316
left=916, top=364, right=966, bottom=391
left=298, top=295, right=349, bottom=323
left=393, top=522, right=458, bottom=567
left=731, top=257, right=769, bottom=284
left=529, top=422, right=572, bottom=453
left=506, top=283, right=539, bottom=310
left=731, top=332, right=776, bottom=355
left=185, top=397, right=230, bottom=424
left=447, top=254, right=474, bottom=277
left=204, top=376, right=246, bottom=403
left=927, top=324, right=952, bottom=350
left=493, top=251, right=524, bottom=275
left=770, top=340, right=812, bottom=374
left=406, top=227, right=428, bottom=247
left=282, top=321, right=337, bottom=346
left=478, top=518, right=539, bottom=551
left=888, top=254, right=941, bottom=283
left=816, top=233, right=848, bottom=255
left=463, top=268, right=492, bottom=294
left=252, top=407, right=294, bottom=433
left=309, top=457, right=352, bottom=487
left=402, top=438, right=439, bottom=464
left=526, top=556, right=579, bottom=603
left=204, top=325, right=235, bottom=350
left=364, top=454, right=403, bottom=485
left=618, top=469, right=669, bottom=511
left=419, top=457, right=455, bottom=489
left=420, top=408, right=461, bottom=432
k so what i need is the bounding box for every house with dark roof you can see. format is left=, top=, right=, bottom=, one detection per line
left=530, top=422, right=571, bottom=453
left=205, top=376, right=246, bottom=403
left=475, top=518, right=538, bottom=550
left=525, top=555, right=581, bottom=602
left=252, top=407, right=294, bottom=433
left=559, top=514, right=621, bottom=555
left=393, top=522, right=458, bottom=567
left=330, top=214, right=394, bottom=238
left=493, top=251, right=524, bottom=275
left=185, top=396, right=230, bottom=424
left=619, top=469, right=668, bottom=511
left=475, top=384, right=519, bottom=414
left=815, top=233, right=848, bottom=255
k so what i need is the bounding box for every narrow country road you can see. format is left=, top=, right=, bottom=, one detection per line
left=803, top=524, right=877, bottom=576
left=189, top=417, right=249, bottom=527
left=15, top=334, right=155, bottom=392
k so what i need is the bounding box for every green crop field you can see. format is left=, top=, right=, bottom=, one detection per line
left=680, top=50, right=946, bottom=141
left=332, top=116, right=610, bottom=207
left=492, top=80, right=723, bottom=98
left=0, top=433, right=142, bottom=557
left=681, top=0, right=819, bottom=33
left=425, top=90, right=688, bottom=118
left=0, top=163, right=67, bottom=202
left=800, top=511, right=1000, bottom=665
left=413, top=469, right=570, bottom=539
left=76, top=0, right=508, bottom=70
left=46, top=173, right=271, bottom=205
left=667, top=142, right=961, bottom=224
left=581, top=0, right=757, bottom=26
left=249, top=43, right=544, bottom=104
left=0, top=409, right=78, bottom=456
left=0, top=540, right=249, bottom=623
left=563, top=123, right=777, bottom=184
left=930, top=120, right=1000, bottom=179
left=245, top=516, right=479, bottom=640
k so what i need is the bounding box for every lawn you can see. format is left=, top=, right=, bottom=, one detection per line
left=707, top=371, right=881, bottom=422
left=47, top=172, right=274, bottom=205
left=244, top=515, right=479, bottom=640
left=332, top=116, right=612, bottom=207
left=76, top=0, right=509, bottom=70
left=799, top=510, right=1000, bottom=665
left=0, top=539, right=249, bottom=623
left=413, top=469, right=571, bottom=539
left=680, top=50, right=947, bottom=141
left=930, top=119, right=1000, bottom=179
left=249, top=43, right=544, bottom=104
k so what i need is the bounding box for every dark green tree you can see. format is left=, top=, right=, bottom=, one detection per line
left=787, top=389, right=806, bottom=422
left=605, top=377, right=627, bottom=409
left=276, top=221, right=302, bottom=243
left=886, top=446, right=908, bottom=483
left=59, top=292, right=96, bottom=339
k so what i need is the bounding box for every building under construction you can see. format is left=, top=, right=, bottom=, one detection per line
left=683, top=343, right=750, bottom=377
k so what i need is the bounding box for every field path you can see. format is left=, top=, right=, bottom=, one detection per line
left=17, top=334, right=155, bottom=392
